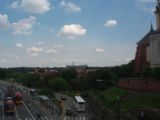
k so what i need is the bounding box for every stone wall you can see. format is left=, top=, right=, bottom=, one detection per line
left=117, top=78, right=160, bottom=91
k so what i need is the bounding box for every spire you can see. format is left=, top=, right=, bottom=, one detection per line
left=155, top=0, right=160, bottom=30
left=150, top=22, right=154, bottom=32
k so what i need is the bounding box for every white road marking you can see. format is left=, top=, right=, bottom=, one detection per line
left=82, top=116, right=85, bottom=120
left=63, top=116, right=86, bottom=120
left=44, top=116, right=49, bottom=120
left=22, top=101, right=36, bottom=120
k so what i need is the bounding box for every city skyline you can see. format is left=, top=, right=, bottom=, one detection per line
left=0, top=0, right=157, bottom=67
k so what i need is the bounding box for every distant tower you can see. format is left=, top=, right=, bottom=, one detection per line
left=73, top=61, right=75, bottom=68
left=154, top=0, right=160, bottom=30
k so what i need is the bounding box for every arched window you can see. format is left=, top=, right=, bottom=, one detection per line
left=158, top=40, right=160, bottom=56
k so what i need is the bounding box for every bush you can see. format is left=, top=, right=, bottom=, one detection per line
left=152, top=67, right=160, bottom=80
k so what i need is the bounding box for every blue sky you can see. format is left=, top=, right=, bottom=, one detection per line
left=0, top=0, right=157, bottom=67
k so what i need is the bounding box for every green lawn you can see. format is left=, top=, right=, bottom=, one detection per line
left=121, top=92, right=160, bottom=111
left=92, top=87, right=160, bottom=112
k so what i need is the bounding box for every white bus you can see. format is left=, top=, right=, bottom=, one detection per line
left=74, top=96, right=86, bottom=112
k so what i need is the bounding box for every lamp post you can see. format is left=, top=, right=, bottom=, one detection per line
left=0, top=90, right=4, bottom=120
left=116, top=96, right=120, bottom=119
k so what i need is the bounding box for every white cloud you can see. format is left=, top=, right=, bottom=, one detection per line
left=60, top=0, right=81, bottom=13
left=54, top=44, right=64, bottom=48
left=104, top=19, right=117, bottom=27
left=126, top=58, right=133, bottom=62
left=16, top=43, right=23, bottom=48
left=27, top=47, right=43, bottom=56
left=0, top=59, right=8, bottom=63
left=139, top=0, right=155, bottom=3
left=59, top=24, right=86, bottom=39
left=96, top=48, right=104, bottom=53
left=38, top=41, right=44, bottom=45
left=10, top=1, right=19, bottom=9
left=10, top=0, right=51, bottom=14
left=0, top=14, right=10, bottom=29
left=46, top=49, right=57, bottom=54
left=12, top=16, right=36, bottom=35
left=4, top=54, right=21, bottom=63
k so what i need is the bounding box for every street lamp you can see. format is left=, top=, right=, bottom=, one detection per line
left=116, top=96, right=120, bottom=119
left=0, top=90, right=4, bottom=120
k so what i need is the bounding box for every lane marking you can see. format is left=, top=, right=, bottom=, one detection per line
left=22, top=101, right=36, bottom=120
left=15, top=106, right=21, bottom=120
left=44, top=116, right=49, bottom=120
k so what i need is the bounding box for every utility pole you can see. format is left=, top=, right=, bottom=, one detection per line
left=116, top=96, right=120, bottom=119
left=0, top=90, right=4, bottom=120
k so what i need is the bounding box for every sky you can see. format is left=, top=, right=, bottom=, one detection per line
left=0, top=0, right=157, bottom=67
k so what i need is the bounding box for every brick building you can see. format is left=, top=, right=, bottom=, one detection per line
left=134, top=0, right=160, bottom=73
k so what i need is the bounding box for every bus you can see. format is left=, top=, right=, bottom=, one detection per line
left=74, top=96, right=86, bottom=112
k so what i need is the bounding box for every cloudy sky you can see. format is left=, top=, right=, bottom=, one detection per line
left=0, top=0, right=157, bottom=67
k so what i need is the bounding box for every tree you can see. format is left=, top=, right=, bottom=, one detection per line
left=60, top=69, right=77, bottom=80
left=49, top=77, right=68, bottom=91
left=0, top=68, right=7, bottom=79
left=152, top=67, right=160, bottom=80
left=112, top=60, right=135, bottom=78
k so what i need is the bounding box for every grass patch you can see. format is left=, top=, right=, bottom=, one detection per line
left=92, top=87, right=160, bottom=112
left=92, top=87, right=129, bottom=111
left=121, top=92, right=160, bottom=111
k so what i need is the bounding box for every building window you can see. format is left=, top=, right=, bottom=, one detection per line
left=158, top=40, right=160, bottom=56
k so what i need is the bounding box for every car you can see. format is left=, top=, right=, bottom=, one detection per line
left=60, top=96, right=66, bottom=100
left=65, top=107, right=73, bottom=115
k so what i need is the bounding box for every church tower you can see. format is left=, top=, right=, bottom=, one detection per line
left=134, top=0, right=160, bottom=73
left=154, top=0, right=160, bottom=30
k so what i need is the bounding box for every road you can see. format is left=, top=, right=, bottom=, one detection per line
left=0, top=80, right=50, bottom=120
left=0, top=80, right=94, bottom=120
left=55, top=93, right=94, bottom=120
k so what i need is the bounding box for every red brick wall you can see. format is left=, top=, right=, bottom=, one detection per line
left=134, top=42, right=149, bottom=73
left=117, top=79, right=160, bottom=91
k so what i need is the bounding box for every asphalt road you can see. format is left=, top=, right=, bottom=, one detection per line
left=55, top=93, right=94, bottom=120
left=0, top=80, right=49, bottom=120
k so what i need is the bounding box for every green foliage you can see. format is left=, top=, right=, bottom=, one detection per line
left=0, top=68, right=7, bottom=79
left=93, top=87, right=160, bottom=111
left=13, top=72, right=41, bottom=88
left=112, top=60, right=135, bottom=78
left=86, top=69, right=117, bottom=90
left=141, top=67, right=160, bottom=80
left=39, top=88, right=55, bottom=97
left=93, top=87, right=129, bottom=110
left=49, top=77, right=68, bottom=90
left=71, top=77, right=90, bottom=90
left=152, top=67, right=160, bottom=80
left=60, top=68, right=77, bottom=80
left=142, top=66, right=153, bottom=78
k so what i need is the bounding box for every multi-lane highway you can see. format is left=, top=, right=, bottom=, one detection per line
left=0, top=81, right=50, bottom=120
left=0, top=81, right=94, bottom=120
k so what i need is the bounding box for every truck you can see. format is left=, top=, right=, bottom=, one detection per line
left=4, top=97, right=15, bottom=114
left=14, top=92, right=23, bottom=105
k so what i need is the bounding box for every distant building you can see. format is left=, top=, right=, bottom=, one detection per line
left=134, top=0, right=160, bottom=73
left=66, top=63, right=88, bottom=70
